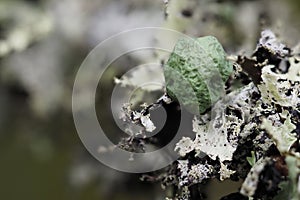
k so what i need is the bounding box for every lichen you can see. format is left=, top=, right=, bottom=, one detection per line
left=274, top=155, right=300, bottom=200
left=177, top=160, right=214, bottom=187
left=240, top=158, right=270, bottom=197
left=175, top=137, right=195, bottom=157
left=261, top=115, right=297, bottom=154
left=258, top=62, right=300, bottom=107
left=166, top=30, right=300, bottom=199
left=219, top=162, right=236, bottom=181
left=179, top=83, right=259, bottom=162
left=164, top=36, right=233, bottom=114
left=119, top=29, right=300, bottom=200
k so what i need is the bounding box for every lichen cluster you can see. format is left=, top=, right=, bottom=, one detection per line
left=162, top=30, right=300, bottom=199
left=118, top=30, right=300, bottom=200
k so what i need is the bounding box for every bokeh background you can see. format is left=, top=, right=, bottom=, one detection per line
left=0, top=0, right=300, bottom=199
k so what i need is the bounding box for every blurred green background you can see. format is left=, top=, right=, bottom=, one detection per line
left=0, top=0, right=299, bottom=199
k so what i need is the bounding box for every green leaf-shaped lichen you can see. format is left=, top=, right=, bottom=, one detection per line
left=164, top=36, right=233, bottom=114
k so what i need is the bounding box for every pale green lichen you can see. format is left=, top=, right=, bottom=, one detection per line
left=192, top=116, right=237, bottom=162
left=164, top=36, right=233, bottom=114
left=190, top=83, right=258, bottom=162
left=258, top=61, right=300, bottom=108
left=261, top=115, right=297, bottom=154
left=274, top=155, right=300, bottom=200
left=167, top=30, right=300, bottom=199
left=119, top=29, right=300, bottom=199
left=240, top=158, right=270, bottom=197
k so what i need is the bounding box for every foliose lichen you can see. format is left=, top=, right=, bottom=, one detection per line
left=165, top=30, right=300, bottom=199
left=164, top=36, right=233, bottom=114
left=118, top=29, right=300, bottom=200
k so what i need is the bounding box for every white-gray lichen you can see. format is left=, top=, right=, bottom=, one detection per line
left=256, top=30, right=290, bottom=58
left=119, top=29, right=300, bottom=200
left=177, top=160, right=214, bottom=187
left=169, top=30, right=300, bottom=199
left=219, top=162, right=236, bottom=181
left=240, top=158, right=270, bottom=197
left=175, top=137, right=195, bottom=157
